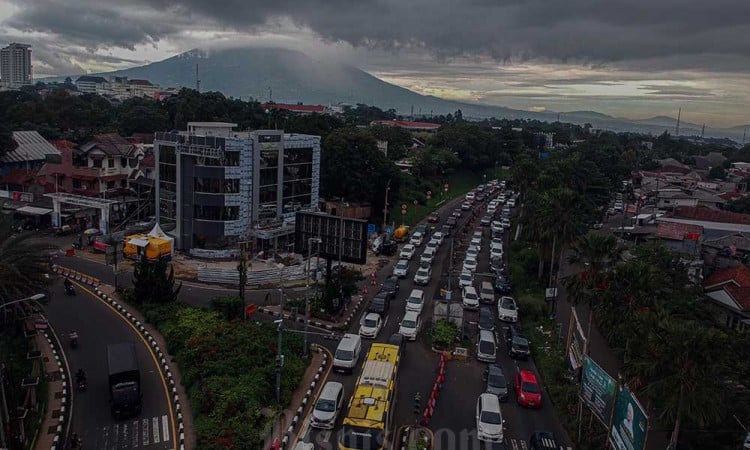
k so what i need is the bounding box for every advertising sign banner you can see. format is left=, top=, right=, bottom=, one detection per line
left=580, top=356, right=616, bottom=425
left=567, top=308, right=587, bottom=370
left=610, top=387, right=648, bottom=450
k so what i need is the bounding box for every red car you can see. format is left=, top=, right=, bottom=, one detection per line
left=427, top=211, right=440, bottom=223
left=515, top=370, right=542, bottom=408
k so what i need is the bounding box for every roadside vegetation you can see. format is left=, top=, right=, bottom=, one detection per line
left=123, top=258, right=309, bottom=449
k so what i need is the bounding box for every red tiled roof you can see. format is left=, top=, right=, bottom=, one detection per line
left=704, top=265, right=750, bottom=311
left=656, top=222, right=703, bottom=240
left=373, top=120, right=441, bottom=130
left=672, top=206, right=750, bottom=225
left=0, top=169, right=36, bottom=185
left=139, top=154, right=155, bottom=168
left=262, top=103, right=326, bottom=113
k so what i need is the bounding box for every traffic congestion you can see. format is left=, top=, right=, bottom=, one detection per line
left=297, top=179, right=569, bottom=450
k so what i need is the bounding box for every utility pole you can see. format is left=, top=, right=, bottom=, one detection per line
left=275, top=288, right=285, bottom=403
left=382, top=179, right=391, bottom=232
left=675, top=107, right=681, bottom=136
left=195, top=64, right=200, bottom=92
left=304, top=237, right=321, bottom=357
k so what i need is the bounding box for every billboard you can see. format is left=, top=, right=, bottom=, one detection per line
left=610, top=387, right=648, bottom=450
left=566, top=308, right=587, bottom=370
left=581, top=356, right=617, bottom=425
left=294, top=212, right=368, bottom=265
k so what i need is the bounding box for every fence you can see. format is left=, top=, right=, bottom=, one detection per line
left=197, top=264, right=315, bottom=286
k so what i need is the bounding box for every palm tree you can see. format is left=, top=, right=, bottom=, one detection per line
left=626, top=320, right=728, bottom=449
left=0, top=212, right=52, bottom=305
left=536, top=188, right=583, bottom=287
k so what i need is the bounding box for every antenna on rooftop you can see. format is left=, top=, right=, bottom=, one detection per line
left=675, top=107, right=681, bottom=136
left=195, top=64, right=200, bottom=92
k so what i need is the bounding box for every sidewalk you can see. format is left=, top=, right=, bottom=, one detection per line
left=33, top=327, right=67, bottom=450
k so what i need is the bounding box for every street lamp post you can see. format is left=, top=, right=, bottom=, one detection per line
left=275, top=288, right=285, bottom=403
left=304, top=237, right=322, bottom=357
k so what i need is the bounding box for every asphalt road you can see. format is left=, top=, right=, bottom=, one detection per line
left=44, top=280, right=175, bottom=449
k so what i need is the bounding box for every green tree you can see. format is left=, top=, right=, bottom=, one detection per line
left=320, top=128, right=400, bottom=213
left=131, top=256, right=182, bottom=305
left=0, top=212, right=51, bottom=304
left=117, top=97, right=170, bottom=135
left=708, top=165, right=727, bottom=180
left=413, top=146, right=461, bottom=178
left=370, top=125, right=413, bottom=161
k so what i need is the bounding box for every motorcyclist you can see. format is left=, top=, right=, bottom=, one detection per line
left=76, top=368, right=86, bottom=382
left=69, top=331, right=78, bottom=348
left=64, top=278, right=72, bottom=289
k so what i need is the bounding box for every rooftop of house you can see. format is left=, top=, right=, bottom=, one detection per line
left=702, top=232, right=750, bottom=252
left=655, top=222, right=704, bottom=241
left=262, top=102, right=326, bottom=113
left=79, top=133, right=136, bottom=157
left=372, top=120, right=441, bottom=130
left=75, top=75, right=108, bottom=84
left=672, top=206, right=750, bottom=225
left=0, top=131, right=61, bottom=164
left=703, top=264, right=750, bottom=312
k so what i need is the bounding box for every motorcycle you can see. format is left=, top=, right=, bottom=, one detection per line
left=65, top=283, right=76, bottom=296
left=69, top=332, right=78, bottom=349
left=76, top=376, right=87, bottom=392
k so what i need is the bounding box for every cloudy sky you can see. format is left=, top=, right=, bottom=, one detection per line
left=2, top=0, right=750, bottom=127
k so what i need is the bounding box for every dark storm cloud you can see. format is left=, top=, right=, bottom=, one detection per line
left=5, top=0, right=750, bottom=72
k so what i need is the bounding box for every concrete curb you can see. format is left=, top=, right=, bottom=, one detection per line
left=44, top=327, right=71, bottom=450
left=280, top=344, right=329, bottom=450
left=256, top=294, right=365, bottom=332
left=52, top=265, right=187, bottom=450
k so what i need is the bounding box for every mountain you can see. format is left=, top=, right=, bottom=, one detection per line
left=51, top=47, right=746, bottom=143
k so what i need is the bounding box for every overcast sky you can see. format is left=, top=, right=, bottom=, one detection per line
left=2, top=0, right=749, bottom=127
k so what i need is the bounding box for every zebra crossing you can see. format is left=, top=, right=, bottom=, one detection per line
left=93, top=415, right=171, bottom=449
left=507, top=438, right=528, bottom=450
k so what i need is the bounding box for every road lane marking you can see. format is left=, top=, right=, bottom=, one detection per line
left=112, top=423, right=119, bottom=450
left=71, top=279, right=178, bottom=450
left=162, top=414, right=170, bottom=442
left=121, top=423, right=129, bottom=449
left=153, top=416, right=161, bottom=443
left=132, top=420, right=139, bottom=448
left=142, top=418, right=150, bottom=446
left=289, top=345, right=334, bottom=450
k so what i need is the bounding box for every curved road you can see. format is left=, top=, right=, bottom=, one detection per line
left=45, top=280, right=175, bottom=449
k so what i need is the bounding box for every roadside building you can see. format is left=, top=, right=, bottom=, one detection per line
left=154, top=122, right=320, bottom=256
left=703, top=265, right=750, bottom=331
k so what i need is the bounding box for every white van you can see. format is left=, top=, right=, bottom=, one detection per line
left=311, top=381, right=345, bottom=429
left=476, top=329, right=497, bottom=362
left=333, top=334, right=362, bottom=373
left=406, top=289, right=425, bottom=314
left=480, top=281, right=496, bottom=304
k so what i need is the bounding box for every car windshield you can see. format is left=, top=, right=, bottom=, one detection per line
left=396, top=262, right=408, bottom=269
left=461, top=274, right=472, bottom=281
left=480, top=410, right=502, bottom=425
left=479, top=340, right=495, bottom=354
left=315, top=399, right=336, bottom=412
left=522, top=382, right=540, bottom=393
left=417, top=269, right=428, bottom=276
left=512, top=337, right=529, bottom=348
left=408, top=296, right=421, bottom=305
left=489, top=373, right=506, bottom=388
left=335, top=349, right=353, bottom=361
left=501, top=299, right=516, bottom=310
left=466, top=292, right=477, bottom=300
left=465, top=259, right=476, bottom=266
left=364, top=318, right=378, bottom=327
left=401, top=319, right=416, bottom=328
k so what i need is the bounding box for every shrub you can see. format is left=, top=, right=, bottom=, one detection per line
left=432, top=319, right=458, bottom=349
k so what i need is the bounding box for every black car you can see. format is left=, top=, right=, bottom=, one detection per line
left=446, top=216, right=458, bottom=227
left=529, top=431, right=565, bottom=450
left=478, top=306, right=495, bottom=331
left=452, top=208, right=463, bottom=218
left=494, top=275, right=511, bottom=294
left=484, top=363, right=509, bottom=402
left=369, top=291, right=393, bottom=314
left=381, top=275, right=400, bottom=295
left=506, top=325, right=531, bottom=360
left=386, top=333, right=406, bottom=358
left=476, top=192, right=486, bottom=202
left=377, top=239, right=398, bottom=256
left=441, top=224, right=452, bottom=237
left=480, top=215, right=492, bottom=226
left=490, top=256, right=505, bottom=274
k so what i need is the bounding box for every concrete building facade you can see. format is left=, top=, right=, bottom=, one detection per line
left=0, top=43, right=32, bottom=87
left=154, top=123, right=320, bottom=255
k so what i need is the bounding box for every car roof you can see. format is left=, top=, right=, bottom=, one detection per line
left=464, top=285, right=477, bottom=293
left=479, top=329, right=495, bottom=340
left=488, top=363, right=504, bottom=376
left=403, top=310, right=420, bottom=320
left=403, top=244, right=414, bottom=249
left=518, top=370, right=537, bottom=382
left=410, top=288, right=424, bottom=296
left=387, top=333, right=405, bottom=345
left=479, top=392, right=501, bottom=412
left=365, top=312, right=380, bottom=319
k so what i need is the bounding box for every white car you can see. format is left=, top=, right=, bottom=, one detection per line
left=501, top=218, right=511, bottom=229
left=426, top=239, right=439, bottom=253
left=463, top=256, right=478, bottom=272
left=507, top=198, right=516, bottom=207
left=413, top=266, right=432, bottom=286
left=462, top=286, right=480, bottom=310
left=399, top=311, right=422, bottom=341
left=359, top=312, right=383, bottom=339
left=491, top=221, right=503, bottom=233
left=466, top=246, right=480, bottom=260
left=431, top=232, right=444, bottom=246
left=458, top=271, right=474, bottom=289
left=461, top=202, right=472, bottom=211
left=487, top=206, right=497, bottom=215
left=420, top=248, right=436, bottom=266
left=491, top=236, right=503, bottom=247
left=476, top=393, right=505, bottom=442
left=400, top=244, right=416, bottom=260
left=409, top=232, right=424, bottom=246
left=392, top=259, right=409, bottom=278
left=406, top=289, right=425, bottom=314
left=470, top=236, right=482, bottom=250
left=490, top=245, right=503, bottom=259
left=497, top=296, right=518, bottom=323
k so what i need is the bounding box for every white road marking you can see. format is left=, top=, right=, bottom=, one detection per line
left=320, top=430, right=332, bottom=442
left=112, top=423, right=119, bottom=450
left=121, top=423, right=129, bottom=449
left=142, top=418, right=150, bottom=446
left=132, top=420, right=139, bottom=448
left=162, top=414, right=170, bottom=442
left=152, top=416, right=160, bottom=443
left=298, top=416, right=311, bottom=441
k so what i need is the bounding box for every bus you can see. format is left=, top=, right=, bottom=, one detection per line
left=339, top=343, right=400, bottom=450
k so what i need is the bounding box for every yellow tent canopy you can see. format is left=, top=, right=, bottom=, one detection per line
left=123, top=223, right=174, bottom=261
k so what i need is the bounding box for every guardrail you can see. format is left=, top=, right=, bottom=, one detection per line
left=197, top=264, right=311, bottom=286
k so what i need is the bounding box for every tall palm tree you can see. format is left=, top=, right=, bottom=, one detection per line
left=0, top=213, right=52, bottom=305
left=537, top=188, right=583, bottom=286
left=626, top=320, right=728, bottom=449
